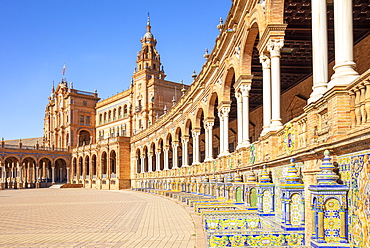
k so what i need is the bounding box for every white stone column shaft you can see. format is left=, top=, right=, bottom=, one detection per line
left=52, top=167, right=55, bottom=183
left=241, top=85, right=251, bottom=146
left=192, top=131, right=200, bottom=164
left=219, top=106, right=230, bottom=156
left=148, top=155, right=153, bottom=172
left=66, top=167, right=70, bottom=182
left=163, top=148, right=169, bottom=170
left=236, top=93, right=243, bottom=149
left=155, top=151, right=161, bottom=171
left=218, top=112, right=224, bottom=156
left=268, top=39, right=284, bottom=130
left=172, top=144, right=179, bottom=169
left=260, top=54, right=272, bottom=135
left=140, top=156, right=145, bottom=173
left=309, top=0, right=328, bottom=103
left=181, top=138, right=189, bottom=167
left=329, top=0, right=359, bottom=87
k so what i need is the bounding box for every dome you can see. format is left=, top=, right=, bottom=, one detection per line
left=143, top=31, right=154, bottom=39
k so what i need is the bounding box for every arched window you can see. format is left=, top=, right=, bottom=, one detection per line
left=108, top=110, right=112, bottom=121
left=104, top=112, right=107, bottom=123
left=113, top=109, right=116, bottom=120
left=118, top=107, right=122, bottom=118
left=78, top=130, right=91, bottom=146
left=99, top=114, right=102, bottom=124
left=123, top=105, right=128, bottom=117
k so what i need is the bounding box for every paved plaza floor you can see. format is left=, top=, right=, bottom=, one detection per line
left=0, top=188, right=202, bottom=248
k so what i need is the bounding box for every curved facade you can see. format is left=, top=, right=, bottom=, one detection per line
left=1, top=0, right=369, bottom=246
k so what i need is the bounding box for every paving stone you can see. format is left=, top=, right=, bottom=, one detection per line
left=0, top=189, right=198, bottom=248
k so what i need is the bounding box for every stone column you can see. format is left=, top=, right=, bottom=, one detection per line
left=260, top=54, right=272, bottom=135
left=204, top=119, right=214, bottom=161
left=235, top=92, right=243, bottom=149
left=172, top=142, right=179, bottom=169
left=240, top=84, right=251, bottom=146
left=309, top=0, right=328, bottom=103
left=192, top=129, right=200, bottom=164
left=218, top=110, right=224, bottom=156
left=52, top=166, right=55, bottom=184
left=329, top=0, right=359, bottom=88
left=163, top=147, right=169, bottom=170
left=218, top=105, right=230, bottom=156
left=155, top=151, right=161, bottom=171
left=148, top=154, right=153, bottom=172
left=140, top=156, right=145, bottom=173
left=267, top=39, right=284, bottom=131
left=66, top=167, right=70, bottom=182
left=181, top=136, right=189, bottom=167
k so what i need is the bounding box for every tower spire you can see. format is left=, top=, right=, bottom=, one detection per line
left=147, top=12, right=151, bottom=32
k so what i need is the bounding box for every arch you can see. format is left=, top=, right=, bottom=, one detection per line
left=78, top=156, right=83, bottom=178
left=101, top=151, right=107, bottom=176
left=110, top=150, right=116, bottom=174
left=221, top=67, right=236, bottom=100
left=85, top=155, right=90, bottom=177
left=166, top=133, right=173, bottom=169
left=175, top=127, right=182, bottom=168
left=99, top=113, right=103, bottom=124
left=249, top=188, right=258, bottom=207
left=78, top=130, right=91, bottom=146
left=123, top=105, right=128, bottom=117
left=136, top=148, right=141, bottom=173
left=104, top=112, right=107, bottom=123
left=55, top=158, right=67, bottom=182
left=235, top=187, right=243, bottom=202
left=158, top=138, right=164, bottom=170
left=91, top=154, right=97, bottom=176
left=113, top=108, right=117, bottom=120
left=72, top=157, right=77, bottom=178
left=39, top=157, right=52, bottom=182
left=240, top=22, right=259, bottom=76
left=150, top=142, right=156, bottom=171
left=118, top=106, right=122, bottom=118
left=108, top=110, right=112, bottom=121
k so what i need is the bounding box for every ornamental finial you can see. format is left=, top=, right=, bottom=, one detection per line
left=316, top=150, right=339, bottom=185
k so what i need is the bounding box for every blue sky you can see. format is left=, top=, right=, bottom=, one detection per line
left=0, top=0, right=230, bottom=140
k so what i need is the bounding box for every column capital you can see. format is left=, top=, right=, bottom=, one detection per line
left=218, top=105, right=230, bottom=118
left=240, top=84, right=251, bottom=97
left=267, top=39, right=284, bottom=58
left=234, top=75, right=253, bottom=90
left=259, top=53, right=271, bottom=69
left=203, top=117, right=215, bottom=128
left=181, top=135, right=190, bottom=143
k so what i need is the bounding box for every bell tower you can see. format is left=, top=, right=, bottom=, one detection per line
left=131, top=15, right=167, bottom=133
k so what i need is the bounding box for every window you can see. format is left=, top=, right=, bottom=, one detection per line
left=113, top=109, right=116, bottom=120
left=80, top=115, right=84, bottom=124
left=99, top=114, right=102, bottom=124
left=86, top=116, right=91, bottom=125
left=83, top=101, right=87, bottom=106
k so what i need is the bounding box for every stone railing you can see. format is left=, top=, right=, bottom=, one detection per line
left=347, top=69, right=370, bottom=128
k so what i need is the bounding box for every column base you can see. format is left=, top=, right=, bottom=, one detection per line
left=270, top=119, right=283, bottom=131
left=218, top=151, right=230, bottom=158
left=260, top=126, right=270, bottom=136
left=204, top=158, right=214, bottom=162
left=328, top=62, right=359, bottom=89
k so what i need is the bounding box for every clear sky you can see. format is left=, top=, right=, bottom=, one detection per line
left=0, top=0, right=231, bottom=140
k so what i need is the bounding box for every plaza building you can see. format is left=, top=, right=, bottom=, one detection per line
left=1, top=0, right=370, bottom=247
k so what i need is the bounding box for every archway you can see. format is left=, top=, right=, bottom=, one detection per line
left=110, top=150, right=116, bottom=174
left=78, top=130, right=91, bottom=146
left=101, top=152, right=107, bottom=176
left=55, top=158, right=67, bottom=182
